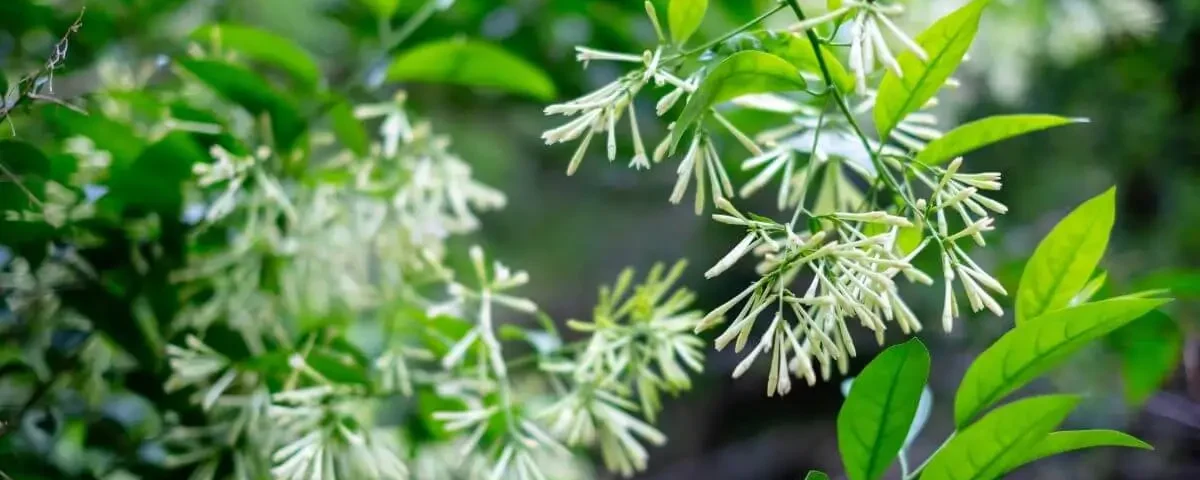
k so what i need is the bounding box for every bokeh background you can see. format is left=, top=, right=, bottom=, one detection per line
left=3, top=0, right=1200, bottom=478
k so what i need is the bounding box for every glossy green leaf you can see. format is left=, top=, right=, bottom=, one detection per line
left=386, top=39, right=556, bottom=100
left=1016, top=187, right=1116, bottom=324
left=671, top=51, right=806, bottom=151
left=922, top=395, right=1080, bottom=480
left=954, top=297, right=1169, bottom=427
left=805, top=471, right=830, bottom=480
left=915, top=115, right=1086, bottom=165
left=761, top=32, right=854, bottom=93
left=669, top=0, right=708, bottom=45
left=838, top=338, right=930, bottom=480
left=178, top=59, right=307, bottom=151
left=1001, top=429, right=1151, bottom=474
left=327, top=97, right=370, bottom=157
left=874, top=0, right=988, bottom=139
left=1108, top=310, right=1182, bottom=405
left=191, top=24, right=321, bottom=89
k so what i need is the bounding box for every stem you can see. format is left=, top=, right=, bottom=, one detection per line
left=669, top=2, right=789, bottom=61
left=781, top=0, right=910, bottom=209
left=904, top=431, right=956, bottom=480
left=789, top=97, right=829, bottom=230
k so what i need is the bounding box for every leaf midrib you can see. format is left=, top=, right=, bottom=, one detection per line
left=861, top=351, right=911, bottom=479
left=965, top=406, right=1068, bottom=480
left=966, top=317, right=1115, bottom=423
left=883, top=15, right=976, bottom=136
left=1024, top=213, right=1104, bottom=321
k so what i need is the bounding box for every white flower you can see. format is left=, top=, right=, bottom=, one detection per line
left=792, top=1, right=928, bottom=93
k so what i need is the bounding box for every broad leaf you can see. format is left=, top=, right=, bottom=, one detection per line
left=669, top=0, right=708, bottom=45
left=386, top=39, right=556, bottom=100
left=671, top=51, right=806, bottom=151
left=191, top=24, right=322, bottom=89
left=915, top=115, right=1085, bottom=165
left=838, top=338, right=930, bottom=480
left=805, top=471, right=830, bottom=480
left=1107, top=310, right=1182, bottom=405
left=178, top=59, right=307, bottom=152
left=874, top=0, right=988, bottom=139
left=1016, top=187, right=1116, bottom=323
left=954, top=297, right=1169, bottom=427
left=922, top=395, right=1080, bottom=480
left=1001, top=430, right=1151, bottom=474
left=761, top=32, right=854, bottom=93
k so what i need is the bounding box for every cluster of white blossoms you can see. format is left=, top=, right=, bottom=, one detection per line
left=791, top=0, right=927, bottom=92
left=542, top=0, right=1013, bottom=396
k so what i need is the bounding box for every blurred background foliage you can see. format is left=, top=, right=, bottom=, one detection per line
left=2, top=0, right=1200, bottom=478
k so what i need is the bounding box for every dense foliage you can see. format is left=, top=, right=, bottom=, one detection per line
left=1, top=1, right=1198, bottom=479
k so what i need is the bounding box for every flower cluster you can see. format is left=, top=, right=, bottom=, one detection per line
left=543, top=0, right=1018, bottom=396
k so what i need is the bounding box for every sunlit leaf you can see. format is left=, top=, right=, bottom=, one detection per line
left=1001, top=429, right=1151, bottom=474
left=1016, top=187, right=1116, bottom=323
left=386, top=38, right=556, bottom=100
left=915, top=115, right=1086, bottom=165
left=1107, top=310, right=1182, bottom=405
left=954, top=297, right=1169, bottom=427
left=838, top=338, right=930, bottom=480
left=760, top=32, right=854, bottom=93
left=671, top=50, right=806, bottom=151
left=178, top=59, right=307, bottom=151
left=191, top=24, right=322, bottom=89
left=874, top=0, right=988, bottom=139
left=922, top=395, right=1080, bottom=480
left=669, top=0, right=708, bottom=45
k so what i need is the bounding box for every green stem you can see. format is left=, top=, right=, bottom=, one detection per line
left=669, top=2, right=789, bottom=61
left=781, top=0, right=910, bottom=209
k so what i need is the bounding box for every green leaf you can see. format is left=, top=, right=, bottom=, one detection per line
left=1015, top=187, right=1116, bottom=324
left=386, top=38, right=556, bottom=101
left=45, top=107, right=145, bottom=165
left=805, top=471, right=831, bottom=480
left=0, top=139, right=50, bottom=204
left=108, top=132, right=207, bottom=212
left=954, top=297, right=1169, bottom=427
left=1108, top=311, right=1182, bottom=405
left=873, top=0, right=988, bottom=139
left=668, top=0, right=708, bottom=45
left=922, top=395, right=1080, bottom=480
left=915, top=115, right=1086, bottom=165
left=359, top=0, right=399, bottom=20
left=1001, top=430, right=1151, bottom=474
left=671, top=50, right=806, bottom=151
left=1132, top=269, right=1200, bottom=299
left=191, top=24, right=322, bottom=89
left=178, top=59, right=307, bottom=152
left=327, top=97, right=370, bottom=157
left=761, top=32, right=854, bottom=93
left=838, top=338, right=931, bottom=480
